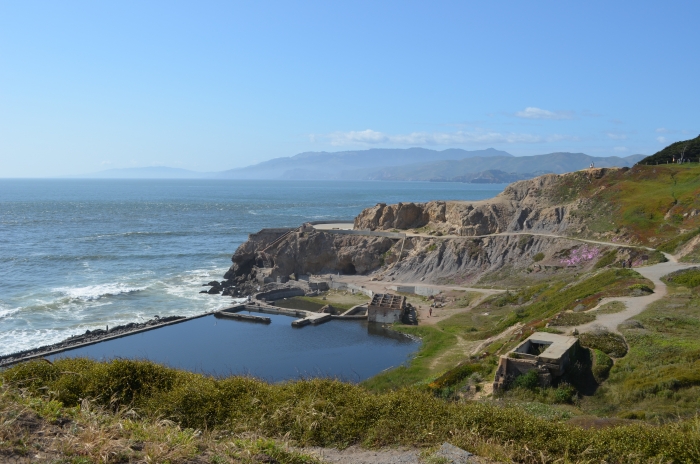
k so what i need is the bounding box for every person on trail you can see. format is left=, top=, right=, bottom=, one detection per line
left=622, top=260, right=626, bottom=268
left=429, top=307, right=433, bottom=317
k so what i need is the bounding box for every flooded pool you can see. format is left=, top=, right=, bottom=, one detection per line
left=50, top=312, right=420, bottom=382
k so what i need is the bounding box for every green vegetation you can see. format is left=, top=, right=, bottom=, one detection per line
left=592, top=349, right=614, bottom=383
left=657, top=227, right=700, bottom=253
left=581, top=285, right=700, bottom=420
left=663, top=267, right=700, bottom=288
left=274, top=291, right=368, bottom=312
left=595, top=300, right=626, bottom=314
left=579, top=331, right=628, bottom=358
left=532, top=252, right=545, bottom=262
left=548, top=311, right=595, bottom=327
left=561, top=164, right=700, bottom=245
left=639, top=134, right=700, bottom=165
left=3, top=359, right=700, bottom=463
left=594, top=250, right=617, bottom=268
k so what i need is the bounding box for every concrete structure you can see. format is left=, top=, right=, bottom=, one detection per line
left=368, top=293, right=406, bottom=323
left=493, top=332, right=579, bottom=390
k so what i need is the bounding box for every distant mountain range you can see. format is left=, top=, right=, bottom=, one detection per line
left=74, top=148, right=646, bottom=183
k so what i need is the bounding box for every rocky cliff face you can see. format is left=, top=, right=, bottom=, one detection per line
left=354, top=169, right=620, bottom=236
left=223, top=169, right=626, bottom=291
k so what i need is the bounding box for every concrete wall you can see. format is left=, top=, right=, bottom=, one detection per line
left=368, top=307, right=403, bottom=324
left=387, top=285, right=441, bottom=296
left=329, top=281, right=373, bottom=297
left=255, top=287, right=305, bottom=301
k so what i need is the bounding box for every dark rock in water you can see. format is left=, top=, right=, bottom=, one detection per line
left=199, top=290, right=208, bottom=294
left=208, top=287, right=221, bottom=294
left=206, top=280, right=221, bottom=287
left=221, top=287, right=234, bottom=296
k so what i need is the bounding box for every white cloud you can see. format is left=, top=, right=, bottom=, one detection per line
left=614, top=146, right=628, bottom=152
left=656, top=128, right=668, bottom=133
left=515, top=107, right=574, bottom=120
left=313, top=129, right=577, bottom=147
left=606, top=132, right=627, bottom=140
left=657, top=136, right=667, bottom=143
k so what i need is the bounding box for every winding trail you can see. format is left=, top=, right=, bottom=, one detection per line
left=313, top=223, right=697, bottom=334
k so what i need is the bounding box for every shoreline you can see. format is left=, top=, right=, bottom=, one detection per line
left=0, top=312, right=219, bottom=368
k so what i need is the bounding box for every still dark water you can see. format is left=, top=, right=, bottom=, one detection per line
left=50, top=313, right=417, bottom=382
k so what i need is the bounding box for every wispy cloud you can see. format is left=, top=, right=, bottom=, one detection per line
left=514, top=107, right=574, bottom=120
left=313, top=129, right=577, bottom=147
left=614, top=146, right=628, bottom=152
left=656, top=127, right=668, bottom=133
left=657, top=136, right=667, bottom=143
left=606, top=132, right=627, bottom=140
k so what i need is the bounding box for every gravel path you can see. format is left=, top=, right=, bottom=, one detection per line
left=571, top=252, right=696, bottom=334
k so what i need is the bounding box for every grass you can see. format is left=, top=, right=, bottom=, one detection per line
left=548, top=311, right=596, bottom=327
left=595, top=300, right=627, bottom=314
left=663, top=267, right=700, bottom=288
left=0, top=380, right=321, bottom=464
left=274, top=291, right=369, bottom=312
left=558, top=164, right=700, bottom=245
left=579, top=331, right=628, bottom=358
left=580, top=285, right=700, bottom=421
left=3, top=359, right=700, bottom=463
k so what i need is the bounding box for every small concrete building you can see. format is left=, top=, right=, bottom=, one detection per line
left=493, top=332, right=579, bottom=390
left=368, top=293, right=406, bottom=323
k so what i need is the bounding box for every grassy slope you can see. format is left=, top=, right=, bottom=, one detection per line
left=364, top=268, right=652, bottom=392
left=566, top=164, right=700, bottom=247
left=3, top=359, right=700, bottom=464
left=583, top=273, right=700, bottom=421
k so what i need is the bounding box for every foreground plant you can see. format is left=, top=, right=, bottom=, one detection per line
left=3, top=358, right=700, bottom=463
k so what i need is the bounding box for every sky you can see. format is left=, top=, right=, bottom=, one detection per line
left=1, top=1, right=699, bottom=177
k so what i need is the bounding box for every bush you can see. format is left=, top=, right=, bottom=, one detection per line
left=664, top=267, right=700, bottom=288
left=592, top=349, right=614, bottom=383
left=511, top=370, right=540, bottom=390
left=629, top=283, right=653, bottom=293
left=579, top=331, right=628, bottom=358
left=532, top=252, right=545, bottom=262
left=4, top=358, right=700, bottom=463
left=549, top=311, right=595, bottom=327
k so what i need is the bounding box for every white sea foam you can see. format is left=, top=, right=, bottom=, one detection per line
left=54, top=283, right=148, bottom=301
left=0, top=304, right=21, bottom=320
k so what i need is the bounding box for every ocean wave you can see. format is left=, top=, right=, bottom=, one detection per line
left=0, top=304, right=21, bottom=320
left=54, top=283, right=148, bottom=301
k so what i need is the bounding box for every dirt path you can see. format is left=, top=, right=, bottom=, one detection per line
left=570, top=252, right=696, bottom=334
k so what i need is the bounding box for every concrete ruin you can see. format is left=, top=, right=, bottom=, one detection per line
left=493, top=332, right=579, bottom=390
left=368, top=293, right=406, bottom=323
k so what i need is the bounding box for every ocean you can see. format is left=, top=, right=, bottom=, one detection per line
left=0, top=179, right=506, bottom=364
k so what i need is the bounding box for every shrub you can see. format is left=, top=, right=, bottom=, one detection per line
left=4, top=358, right=700, bottom=463
left=592, top=349, right=614, bottom=383
left=548, top=312, right=595, bottom=327
left=629, top=283, right=653, bottom=293
left=511, top=370, right=540, bottom=390
left=579, top=331, right=628, bottom=358
left=594, top=250, right=617, bottom=269
left=664, top=267, right=700, bottom=288
left=532, top=252, right=545, bottom=262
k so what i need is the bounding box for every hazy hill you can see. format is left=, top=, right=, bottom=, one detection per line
left=215, top=147, right=511, bottom=180
left=639, top=134, right=700, bottom=165
left=356, top=152, right=645, bottom=181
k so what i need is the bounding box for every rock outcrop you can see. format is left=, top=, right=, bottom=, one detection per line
left=354, top=169, right=622, bottom=236
left=223, top=169, right=627, bottom=292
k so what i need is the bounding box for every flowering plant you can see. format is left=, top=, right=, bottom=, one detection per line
left=560, top=245, right=601, bottom=267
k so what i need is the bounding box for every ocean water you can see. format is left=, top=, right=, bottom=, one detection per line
left=0, top=179, right=506, bottom=366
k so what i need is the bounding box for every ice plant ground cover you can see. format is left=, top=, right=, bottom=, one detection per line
left=560, top=245, right=602, bottom=267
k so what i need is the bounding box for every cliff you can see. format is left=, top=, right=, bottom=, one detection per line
left=223, top=166, right=700, bottom=291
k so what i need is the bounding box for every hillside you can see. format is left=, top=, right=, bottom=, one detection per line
left=639, top=134, right=700, bottom=165
left=359, top=152, right=644, bottom=181
left=215, top=147, right=511, bottom=180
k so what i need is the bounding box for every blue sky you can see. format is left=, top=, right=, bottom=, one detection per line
left=1, top=1, right=698, bottom=177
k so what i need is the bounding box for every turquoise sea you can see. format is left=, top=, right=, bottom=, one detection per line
left=0, top=179, right=506, bottom=378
